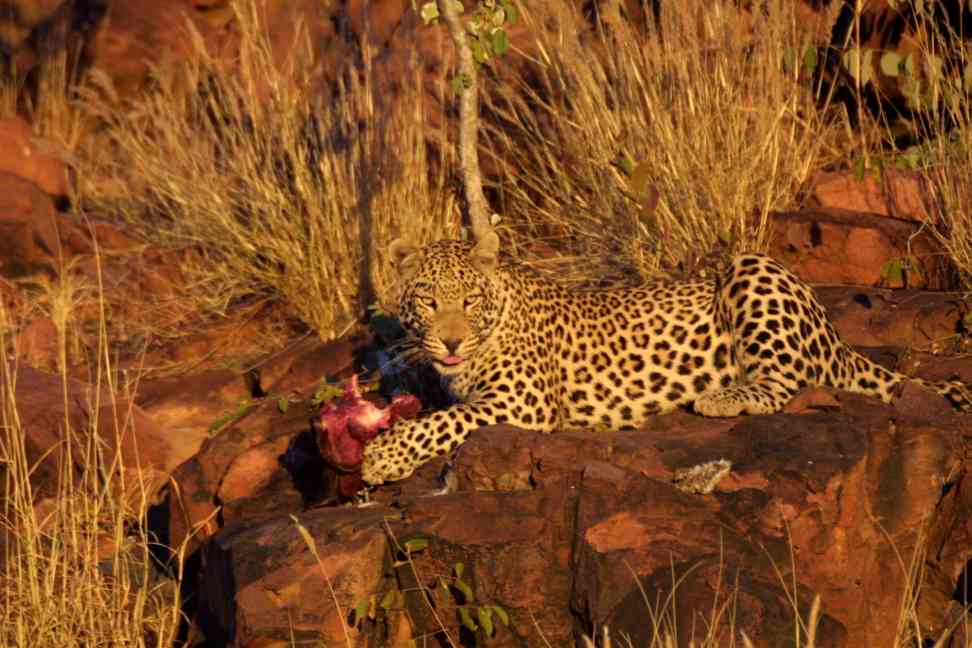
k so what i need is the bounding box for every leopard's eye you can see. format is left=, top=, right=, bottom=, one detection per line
left=416, top=295, right=437, bottom=310
left=464, top=292, right=481, bottom=309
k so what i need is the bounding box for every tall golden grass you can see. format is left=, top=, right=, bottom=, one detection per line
left=484, top=0, right=840, bottom=281
left=0, top=261, right=184, bottom=647
left=75, top=1, right=455, bottom=341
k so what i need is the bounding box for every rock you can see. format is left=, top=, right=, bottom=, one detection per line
left=767, top=208, right=945, bottom=288
left=83, top=0, right=337, bottom=99
left=197, top=506, right=390, bottom=647
left=0, top=0, right=67, bottom=50
left=805, top=169, right=936, bottom=224
left=83, top=0, right=216, bottom=98
left=451, top=394, right=972, bottom=647
left=0, top=117, right=70, bottom=198
left=814, top=286, right=969, bottom=349
left=15, top=315, right=58, bottom=369
left=198, top=483, right=577, bottom=647
left=7, top=366, right=200, bottom=503
left=159, top=336, right=366, bottom=553
left=0, top=172, right=83, bottom=278
left=191, top=391, right=972, bottom=646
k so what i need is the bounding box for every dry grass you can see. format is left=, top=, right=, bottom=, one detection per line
left=836, top=4, right=972, bottom=290
left=75, top=0, right=454, bottom=342
left=0, top=269, right=184, bottom=647
left=483, top=0, right=840, bottom=281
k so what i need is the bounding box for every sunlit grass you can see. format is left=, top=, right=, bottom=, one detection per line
left=483, top=0, right=841, bottom=281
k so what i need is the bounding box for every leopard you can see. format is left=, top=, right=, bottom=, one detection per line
left=360, top=231, right=972, bottom=485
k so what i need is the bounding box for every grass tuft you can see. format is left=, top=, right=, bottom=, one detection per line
left=76, top=0, right=454, bottom=341
left=483, top=0, right=839, bottom=281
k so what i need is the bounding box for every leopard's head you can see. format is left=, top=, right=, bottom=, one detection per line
left=388, top=232, right=504, bottom=376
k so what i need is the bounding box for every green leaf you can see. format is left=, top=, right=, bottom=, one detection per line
left=803, top=44, right=818, bottom=75
left=492, top=28, right=509, bottom=55
left=501, top=0, right=518, bottom=25
left=419, top=2, right=439, bottom=24
left=903, top=52, right=916, bottom=77
left=471, top=37, right=489, bottom=63
left=459, top=606, right=478, bottom=632
left=453, top=577, right=475, bottom=603
left=403, top=537, right=430, bottom=554
left=897, top=147, right=921, bottom=170
left=490, top=604, right=510, bottom=626
left=782, top=46, right=795, bottom=74
left=454, top=562, right=465, bottom=579
left=925, top=53, right=945, bottom=80
left=881, top=259, right=904, bottom=286
left=277, top=397, right=289, bottom=413
left=478, top=606, right=495, bottom=637
left=842, top=47, right=874, bottom=85
left=612, top=154, right=635, bottom=178
left=380, top=588, right=397, bottom=611
left=880, top=50, right=902, bottom=77
left=354, top=597, right=368, bottom=624
left=312, top=382, right=344, bottom=407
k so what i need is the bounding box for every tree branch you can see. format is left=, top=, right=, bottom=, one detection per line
left=438, top=0, right=493, bottom=241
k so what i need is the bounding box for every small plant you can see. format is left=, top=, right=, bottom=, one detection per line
left=351, top=536, right=511, bottom=646
left=420, top=0, right=518, bottom=71
left=879, top=255, right=924, bottom=289
left=208, top=399, right=257, bottom=434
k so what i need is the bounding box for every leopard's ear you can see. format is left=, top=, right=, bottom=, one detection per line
left=389, top=239, right=422, bottom=279
left=470, top=231, right=500, bottom=276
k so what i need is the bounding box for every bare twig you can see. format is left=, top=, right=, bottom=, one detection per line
left=438, top=0, right=493, bottom=241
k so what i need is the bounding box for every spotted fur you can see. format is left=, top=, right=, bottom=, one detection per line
left=360, top=233, right=972, bottom=484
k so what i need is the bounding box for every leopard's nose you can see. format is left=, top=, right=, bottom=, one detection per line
left=443, top=337, right=462, bottom=354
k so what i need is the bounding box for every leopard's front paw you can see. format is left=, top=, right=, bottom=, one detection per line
left=361, top=436, right=420, bottom=485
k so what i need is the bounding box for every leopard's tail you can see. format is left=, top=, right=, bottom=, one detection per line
left=837, top=343, right=972, bottom=412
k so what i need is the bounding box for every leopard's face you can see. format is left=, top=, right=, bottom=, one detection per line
left=395, top=241, right=504, bottom=376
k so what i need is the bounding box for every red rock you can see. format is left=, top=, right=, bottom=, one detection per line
left=161, top=336, right=365, bottom=552
left=814, top=286, right=968, bottom=349
left=806, top=169, right=937, bottom=223
left=0, top=117, right=69, bottom=198
left=198, top=506, right=390, bottom=647
left=767, top=208, right=945, bottom=288
left=0, top=0, right=66, bottom=51
left=0, top=172, right=89, bottom=277
left=8, top=366, right=199, bottom=503
left=15, top=315, right=58, bottom=369
left=447, top=393, right=972, bottom=646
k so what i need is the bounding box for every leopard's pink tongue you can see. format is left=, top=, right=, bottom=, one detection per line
left=441, top=355, right=465, bottom=366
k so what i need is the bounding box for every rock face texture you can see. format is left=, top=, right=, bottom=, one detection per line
left=188, top=390, right=972, bottom=647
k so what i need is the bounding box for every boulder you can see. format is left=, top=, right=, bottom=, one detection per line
left=0, top=172, right=87, bottom=279
left=805, top=169, right=937, bottom=224
left=767, top=208, right=946, bottom=288
left=191, top=386, right=972, bottom=647
left=814, top=286, right=969, bottom=350
left=159, top=335, right=367, bottom=554
left=0, top=117, right=70, bottom=198
left=6, top=366, right=201, bottom=502
left=0, top=0, right=67, bottom=51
